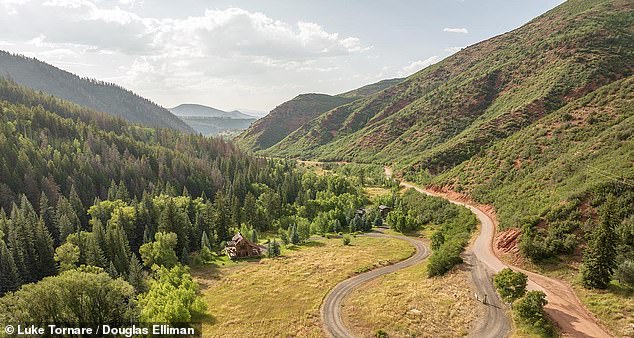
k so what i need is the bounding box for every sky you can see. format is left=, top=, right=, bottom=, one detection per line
left=0, top=0, right=564, bottom=114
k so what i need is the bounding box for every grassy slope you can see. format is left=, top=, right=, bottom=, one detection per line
left=195, top=236, right=414, bottom=337
left=235, top=79, right=403, bottom=152
left=435, top=75, right=634, bottom=230
left=342, top=261, right=477, bottom=337
left=235, top=94, right=355, bottom=151
left=267, top=0, right=632, bottom=168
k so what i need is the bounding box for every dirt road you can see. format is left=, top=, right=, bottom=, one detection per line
left=398, top=175, right=612, bottom=338
left=320, top=231, right=429, bottom=338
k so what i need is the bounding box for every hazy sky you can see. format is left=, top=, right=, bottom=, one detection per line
left=0, top=0, right=564, bottom=113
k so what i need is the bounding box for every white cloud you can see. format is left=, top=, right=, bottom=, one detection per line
left=443, top=27, right=469, bottom=34
left=0, top=1, right=372, bottom=110
left=398, top=56, right=440, bottom=77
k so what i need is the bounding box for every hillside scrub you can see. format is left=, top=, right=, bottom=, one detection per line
left=384, top=188, right=476, bottom=276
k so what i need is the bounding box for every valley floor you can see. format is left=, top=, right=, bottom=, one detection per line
left=342, top=260, right=477, bottom=337
left=193, top=236, right=414, bottom=337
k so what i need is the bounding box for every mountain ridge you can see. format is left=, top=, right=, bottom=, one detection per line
left=0, top=50, right=194, bottom=133
left=234, top=78, right=404, bottom=151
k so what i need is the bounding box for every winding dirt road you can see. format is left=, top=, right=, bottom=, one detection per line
left=321, top=231, right=430, bottom=338
left=398, top=174, right=612, bottom=337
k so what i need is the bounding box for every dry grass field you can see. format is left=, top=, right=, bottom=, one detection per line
left=341, top=261, right=478, bottom=338
left=194, top=236, right=415, bottom=337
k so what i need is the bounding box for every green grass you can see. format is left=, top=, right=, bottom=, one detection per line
left=193, top=236, right=414, bottom=337
left=342, top=261, right=477, bottom=337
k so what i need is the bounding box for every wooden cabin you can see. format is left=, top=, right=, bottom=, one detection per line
left=225, top=232, right=263, bottom=259
left=378, top=205, right=392, bottom=217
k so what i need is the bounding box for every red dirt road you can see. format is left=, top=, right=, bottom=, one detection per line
left=396, top=175, right=612, bottom=338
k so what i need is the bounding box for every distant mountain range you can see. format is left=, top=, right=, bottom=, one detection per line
left=169, top=104, right=255, bottom=119
left=169, top=104, right=256, bottom=136
left=0, top=50, right=193, bottom=133
left=234, top=78, right=404, bottom=151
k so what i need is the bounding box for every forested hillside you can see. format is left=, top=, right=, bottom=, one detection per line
left=235, top=78, right=403, bottom=152
left=0, top=78, right=381, bottom=328
left=0, top=51, right=193, bottom=132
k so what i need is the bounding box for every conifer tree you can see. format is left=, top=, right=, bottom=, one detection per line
left=158, top=198, right=190, bottom=259
left=242, top=192, right=257, bottom=229
left=582, top=196, right=619, bottom=289
left=39, top=192, right=58, bottom=246
left=180, top=246, right=189, bottom=265
left=33, top=217, right=56, bottom=278
left=213, top=191, right=230, bottom=242
left=56, top=196, right=80, bottom=242
left=85, top=233, right=107, bottom=268
left=289, top=224, right=300, bottom=245
left=0, top=237, right=20, bottom=295
left=107, top=179, right=118, bottom=201
left=69, top=184, right=86, bottom=228
left=127, top=253, right=147, bottom=293
left=105, top=222, right=131, bottom=276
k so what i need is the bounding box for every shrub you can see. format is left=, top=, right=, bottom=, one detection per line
left=427, top=239, right=464, bottom=277
left=494, top=268, right=528, bottom=303
left=342, top=235, right=351, bottom=246
left=374, top=329, right=389, bottom=338
left=514, top=291, right=549, bottom=327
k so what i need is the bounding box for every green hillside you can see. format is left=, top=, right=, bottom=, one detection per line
left=265, top=0, right=632, bottom=168
left=432, top=75, right=633, bottom=258
left=0, top=51, right=194, bottom=133
left=257, top=0, right=634, bottom=317
left=234, top=78, right=403, bottom=152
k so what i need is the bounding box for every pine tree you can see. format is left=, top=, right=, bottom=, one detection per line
left=107, top=179, right=118, bottom=201
left=85, top=233, right=107, bottom=268
left=289, top=224, right=300, bottom=245
left=0, top=237, right=20, bottom=294
left=69, top=184, right=86, bottom=228
left=158, top=198, right=190, bottom=259
left=242, top=192, right=257, bottom=229
left=201, top=231, right=211, bottom=250
left=56, top=196, right=80, bottom=242
left=180, top=246, right=189, bottom=265
left=213, top=191, right=230, bottom=242
left=107, top=260, right=118, bottom=277
left=105, top=222, right=131, bottom=276
left=116, top=179, right=130, bottom=202
left=127, top=253, right=147, bottom=293
left=269, top=239, right=281, bottom=257
left=33, top=217, right=56, bottom=278
left=39, top=192, right=59, bottom=246
left=582, top=196, right=619, bottom=289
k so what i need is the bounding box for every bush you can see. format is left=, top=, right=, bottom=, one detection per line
left=374, top=329, right=389, bottom=338
left=431, top=231, right=445, bottom=251
left=0, top=268, right=137, bottom=324
left=137, top=265, right=206, bottom=323
left=514, top=291, right=549, bottom=328
left=494, top=268, right=528, bottom=303
left=427, top=239, right=464, bottom=277
left=342, top=235, right=351, bottom=246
